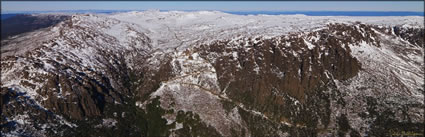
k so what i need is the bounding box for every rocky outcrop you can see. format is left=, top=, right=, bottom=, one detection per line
left=197, top=23, right=365, bottom=120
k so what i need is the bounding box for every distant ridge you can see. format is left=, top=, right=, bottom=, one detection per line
left=2, top=10, right=424, bottom=18
left=225, top=11, right=425, bottom=16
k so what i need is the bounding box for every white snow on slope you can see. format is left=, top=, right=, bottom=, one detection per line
left=349, top=39, right=424, bottom=98
left=108, top=10, right=423, bottom=51
left=146, top=49, right=247, bottom=136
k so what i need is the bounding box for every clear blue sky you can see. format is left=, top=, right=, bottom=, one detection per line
left=1, top=1, right=424, bottom=13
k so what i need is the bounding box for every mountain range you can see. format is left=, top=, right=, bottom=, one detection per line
left=1, top=11, right=424, bottom=137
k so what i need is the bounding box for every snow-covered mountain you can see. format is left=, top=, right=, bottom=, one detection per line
left=1, top=11, right=424, bottom=137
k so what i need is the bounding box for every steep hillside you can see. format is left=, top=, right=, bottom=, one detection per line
left=1, top=11, right=423, bottom=137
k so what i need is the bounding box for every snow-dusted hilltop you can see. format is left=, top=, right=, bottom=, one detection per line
left=1, top=11, right=424, bottom=137
left=110, top=10, right=423, bottom=50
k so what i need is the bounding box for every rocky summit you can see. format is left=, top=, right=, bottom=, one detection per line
left=1, top=11, right=424, bottom=137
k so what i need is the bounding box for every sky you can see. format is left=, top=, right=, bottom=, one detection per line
left=1, top=1, right=424, bottom=13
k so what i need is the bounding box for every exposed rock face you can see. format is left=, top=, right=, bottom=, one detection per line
left=196, top=23, right=366, bottom=126
left=1, top=12, right=424, bottom=137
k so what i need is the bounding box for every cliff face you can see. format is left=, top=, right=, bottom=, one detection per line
left=1, top=12, right=424, bottom=137
left=196, top=23, right=364, bottom=126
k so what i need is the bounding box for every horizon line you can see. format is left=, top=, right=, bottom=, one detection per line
left=2, top=9, right=424, bottom=14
